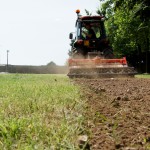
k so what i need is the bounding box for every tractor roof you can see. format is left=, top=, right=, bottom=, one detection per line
left=77, top=16, right=104, bottom=23
left=75, top=10, right=104, bottom=22
left=80, top=16, right=103, bottom=20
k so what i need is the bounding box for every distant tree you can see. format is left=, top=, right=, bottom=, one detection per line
left=96, top=8, right=104, bottom=16
left=85, top=9, right=92, bottom=16
left=47, top=61, right=56, bottom=66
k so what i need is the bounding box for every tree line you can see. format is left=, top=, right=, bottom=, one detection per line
left=98, top=0, right=150, bottom=73
left=0, top=62, right=68, bottom=74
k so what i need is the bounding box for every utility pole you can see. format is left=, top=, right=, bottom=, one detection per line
left=6, top=50, right=9, bottom=72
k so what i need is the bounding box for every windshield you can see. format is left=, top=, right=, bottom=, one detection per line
left=81, top=22, right=102, bottom=39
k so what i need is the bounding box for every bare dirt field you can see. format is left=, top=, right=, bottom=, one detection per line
left=74, top=78, right=150, bottom=150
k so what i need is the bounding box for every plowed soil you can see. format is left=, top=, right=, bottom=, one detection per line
left=74, top=78, right=150, bottom=150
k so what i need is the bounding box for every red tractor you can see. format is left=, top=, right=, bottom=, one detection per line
left=68, top=10, right=136, bottom=78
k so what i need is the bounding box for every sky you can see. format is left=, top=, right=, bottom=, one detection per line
left=0, top=0, right=101, bottom=66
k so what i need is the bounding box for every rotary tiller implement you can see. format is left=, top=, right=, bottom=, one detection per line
left=67, top=57, right=136, bottom=78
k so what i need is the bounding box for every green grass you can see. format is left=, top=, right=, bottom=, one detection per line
left=135, top=74, right=150, bottom=78
left=0, top=74, right=86, bottom=150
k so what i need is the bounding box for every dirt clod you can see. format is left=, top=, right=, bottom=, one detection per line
left=78, top=135, right=90, bottom=150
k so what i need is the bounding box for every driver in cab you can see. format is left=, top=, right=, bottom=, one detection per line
left=82, top=23, right=96, bottom=39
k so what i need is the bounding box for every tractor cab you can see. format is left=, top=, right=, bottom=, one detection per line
left=76, top=17, right=106, bottom=40
left=69, top=10, right=113, bottom=58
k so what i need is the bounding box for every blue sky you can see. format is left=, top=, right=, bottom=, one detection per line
left=0, top=0, right=101, bottom=66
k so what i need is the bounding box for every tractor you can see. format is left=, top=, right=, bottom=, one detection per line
left=68, top=10, right=136, bottom=78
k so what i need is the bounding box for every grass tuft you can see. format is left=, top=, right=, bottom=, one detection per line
left=135, top=74, right=150, bottom=78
